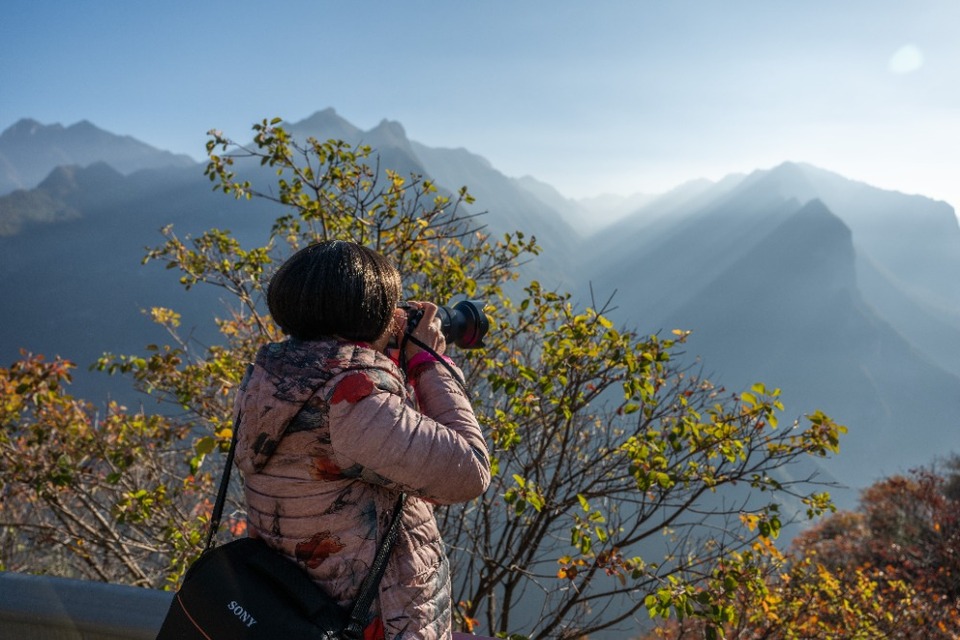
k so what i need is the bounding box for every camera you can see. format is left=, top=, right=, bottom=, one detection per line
left=400, top=299, right=489, bottom=349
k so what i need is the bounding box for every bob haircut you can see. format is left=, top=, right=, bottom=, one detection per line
left=267, top=241, right=402, bottom=342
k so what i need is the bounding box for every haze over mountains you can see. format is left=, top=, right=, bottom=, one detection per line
left=1, top=110, right=958, bottom=505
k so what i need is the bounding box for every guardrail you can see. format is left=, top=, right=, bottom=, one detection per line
left=0, top=571, right=170, bottom=639
left=0, top=571, right=493, bottom=639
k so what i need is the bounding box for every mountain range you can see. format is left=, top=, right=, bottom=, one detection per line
left=0, top=118, right=194, bottom=198
left=1, top=111, right=958, bottom=505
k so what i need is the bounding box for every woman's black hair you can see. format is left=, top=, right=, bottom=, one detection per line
left=267, top=240, right=402, bottom=342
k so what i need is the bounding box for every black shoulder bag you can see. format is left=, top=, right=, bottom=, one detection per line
left=157, top=414, right=406, bottom=640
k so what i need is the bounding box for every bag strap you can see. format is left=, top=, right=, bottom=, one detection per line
left=343, top=491, right=407, bottom=640
left=207, top=409, right=407, bottom=638
left=205, top=411, right=240, bottom=552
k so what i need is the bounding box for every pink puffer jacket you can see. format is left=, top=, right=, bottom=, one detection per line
left=233, top=338, right=490, bottom=639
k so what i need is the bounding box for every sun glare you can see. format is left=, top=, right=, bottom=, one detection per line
left=888, top=44, right=924, bottom=74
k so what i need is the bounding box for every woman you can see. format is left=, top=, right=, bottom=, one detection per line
left=232, top=240, right=490, bottom=640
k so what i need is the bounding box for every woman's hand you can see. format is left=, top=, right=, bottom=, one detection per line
left=403, top=301, right=446, bottom=360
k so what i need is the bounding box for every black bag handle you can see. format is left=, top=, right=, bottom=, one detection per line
left=206, top=410, right=407, bottom=638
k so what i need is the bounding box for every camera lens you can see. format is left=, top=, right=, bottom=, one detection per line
left=436, top=300, right=489, bottom=349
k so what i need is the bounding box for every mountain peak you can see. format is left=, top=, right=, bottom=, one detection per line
left=787, top=198, right=850, bottom=237
left=37, top=162, right=124, bottom=197
left=369, top=119, right=409, bottom=146
left=758, top=198, right=856, bottom=293
left=288, top=109, right=361, bottom=141
left=731, top=160, right=818, bottom=206
left=1, top=118, right=63, bottom=141
left=67, top=119, right=100, bottom=133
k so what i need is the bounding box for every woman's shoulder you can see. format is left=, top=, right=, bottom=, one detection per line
left=255, top=338, right=397, bottom=374
left=249, top=338, right=406, bottom=405
left=330, top=343, right=405, bottom=396
left=254, top=338, right=343, bottom=379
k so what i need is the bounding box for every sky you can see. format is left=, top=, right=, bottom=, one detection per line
left=2, top=1, right=959, bottom=215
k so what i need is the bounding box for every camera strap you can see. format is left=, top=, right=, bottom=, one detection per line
left=400, top=332, right=467, bottom=392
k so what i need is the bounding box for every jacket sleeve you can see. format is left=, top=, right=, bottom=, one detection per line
left=326, top=362, right=490, bottom=504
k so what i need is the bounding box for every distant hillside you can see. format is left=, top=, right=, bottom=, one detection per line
left=0, top=110, right=579, bottom=401
left=512, top=175, right=592, bottom=231
left=409, top=143, right=581, bottom=285
left=0, top=118, right=196, bottom=195
left=1, top=113, right=958, bottom=501
left=662, top=200, right=960, bottom=491
left=0, top=161, right=278, bottom=402
left=0, top=162, right=129, bottom=235
left=281, top=108, right=582, bottom=285
left=580, top=162, right=960, bottom=498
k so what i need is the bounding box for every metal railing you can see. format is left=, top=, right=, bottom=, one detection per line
left=0, top=571, right=491, bottom=639
left=0, top=571, right=171, bottom=639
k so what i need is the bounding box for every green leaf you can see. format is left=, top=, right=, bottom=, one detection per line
left=194, top=436, right=216, bottom=456
left=577, top=494, right=590, bottom=511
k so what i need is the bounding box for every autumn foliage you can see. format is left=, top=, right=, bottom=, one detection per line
left=789, top=465, right=960, bottom=638
left=0, top=352, right=219, bottom=585
left=639, top=462, right=960, bottom=639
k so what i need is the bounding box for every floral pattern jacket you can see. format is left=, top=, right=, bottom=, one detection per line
left=232, top=338, right=490, bottom=640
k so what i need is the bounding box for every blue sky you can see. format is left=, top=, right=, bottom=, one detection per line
left=2, top=1, right=958, bottom=213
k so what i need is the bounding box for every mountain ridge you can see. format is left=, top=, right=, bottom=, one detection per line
left=1, top=110, right=958, bottom=498
left=661, top=198, right=960, bottom=494
left=0, top=118, right=196, bottom=196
